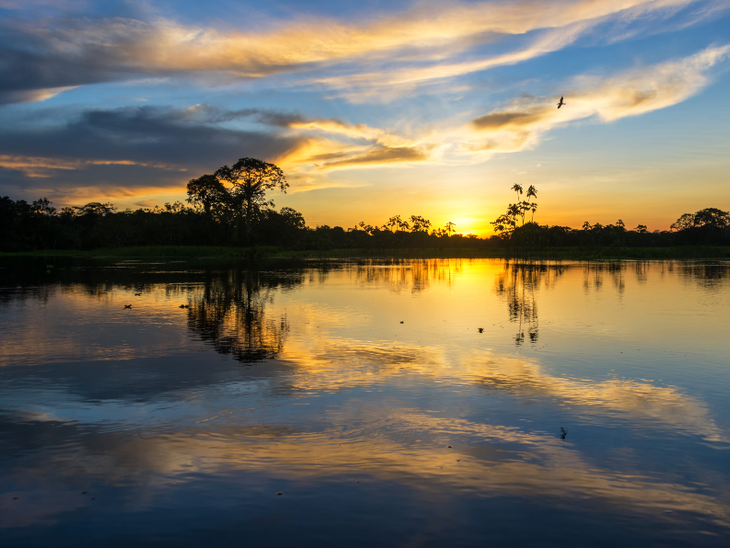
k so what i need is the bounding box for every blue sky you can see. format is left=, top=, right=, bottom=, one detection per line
left=1, top=0, right=728, bottom=234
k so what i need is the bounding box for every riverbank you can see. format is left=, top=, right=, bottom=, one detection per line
left=2, top=245, right=730, bottom=260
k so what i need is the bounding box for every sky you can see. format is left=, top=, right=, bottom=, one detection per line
left=0, top=0, right=728, bottom=235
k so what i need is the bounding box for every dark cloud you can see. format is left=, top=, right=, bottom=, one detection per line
left=0, top=105, right=301, bottom=163
left=0, top=19, right=127, bottom=105
left=183, top=105, right=308, bottom=127
left=0, top=105, right=304, bottom=199
left=0, top=14, right=302, bottom=105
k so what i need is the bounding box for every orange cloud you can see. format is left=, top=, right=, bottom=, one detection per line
left=272, top=119, right=433, bottom=180
left=0, top=154, right=187, bottom=178
left=123, top=0, right=703, bottom=74
left=12, top=0, right=711, bottom=103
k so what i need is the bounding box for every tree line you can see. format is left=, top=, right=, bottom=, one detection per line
left=1, top=158, right=728, bottom=252
left=489, top=183, right=729, bottom=248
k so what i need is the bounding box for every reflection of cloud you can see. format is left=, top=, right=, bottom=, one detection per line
left=278, top=330, right=727, bottom=442
left=4, top=409, right=730, bottom=530
left=463, top=45, right=730, bottom=155
left=0, top=487, right=87, bottom=528
left=474, top=357, right=727, bottom=442
left=3, top=258, right=730, bottom=532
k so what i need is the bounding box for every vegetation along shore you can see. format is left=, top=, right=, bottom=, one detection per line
left=2, top=158, right=728, bottom=259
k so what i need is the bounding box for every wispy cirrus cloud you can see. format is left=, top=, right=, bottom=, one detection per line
left=0, top=0, right=719, bottom=104
left=458, top=44, right=730, bottom=156
left=1, top=38, right=727, bottom=206
left=0, top=154, right=186, bottom=178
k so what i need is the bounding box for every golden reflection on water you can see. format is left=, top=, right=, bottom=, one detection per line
left=2, top=259, right=730, bottom=536
left=4, top=408, right=729, bottom=530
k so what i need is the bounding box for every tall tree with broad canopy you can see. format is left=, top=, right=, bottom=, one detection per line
left=186, top=174, right=226, bottom=218
left=215, top=158, right=288, bottom=243
left=671, top=208, right=730, bottom=231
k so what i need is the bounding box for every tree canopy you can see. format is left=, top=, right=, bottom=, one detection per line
left=187, top=157, right=288, bottom=243
left=215, top=158, right=288, bottom=243
left=671, top=208, right=730, bottom=231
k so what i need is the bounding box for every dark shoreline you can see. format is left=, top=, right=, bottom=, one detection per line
left=2, top=245, right=730, bottom=260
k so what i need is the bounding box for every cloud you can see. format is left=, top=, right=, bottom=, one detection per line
left=314, top=145, right=433, bottom=169
left=0, top=103, right=434, bottom=203
left=1, top=37, right=727, bottom=203
left=461, top=44, right=730, bottom=155
left=0, top=105, right=302, bottom=167
left=0, top=0, right=714, bottom=104
left=0, top=105, right=306, bottom=202
left=177, top=105, right=435, bottom=172
left=472, top=111, right=546, bottom=130
left=0, top=154, right=185, bottom=178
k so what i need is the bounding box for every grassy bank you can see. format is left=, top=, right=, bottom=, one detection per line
left=2, top=245, right=729, bottom=260
left=0, top=245, right=265, bottom=259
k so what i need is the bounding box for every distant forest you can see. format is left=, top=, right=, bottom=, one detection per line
left=2, top=194, right=728, bottom=252
left=2, top=158, right=729, bottom=253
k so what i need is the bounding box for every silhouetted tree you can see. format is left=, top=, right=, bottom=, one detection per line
left=670, top=208, right=730, bottom=245
left=491, top=184, right=538, bottom=238
left=187, top=174, right=227, bottom=218
left=671, top=208, right=729, bottom=231
left=31, top=197, right=56, bottom=216
left=214, top=158, right=288, bottom=244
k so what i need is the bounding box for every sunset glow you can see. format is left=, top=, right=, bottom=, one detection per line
left=1, top=0, right=728, bottom=234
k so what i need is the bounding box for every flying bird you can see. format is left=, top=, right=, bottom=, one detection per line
left=557, top=96, right=566, bottom=109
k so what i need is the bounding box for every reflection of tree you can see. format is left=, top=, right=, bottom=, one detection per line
left=581, top=261, right=626, bottom=294
left=353, top=259, right=463, bottom=294
left=187, top=269, right=302, bottom=363
left=679, top=262, right=730, bottom=288
left=494, top=262, right=565, bottom=345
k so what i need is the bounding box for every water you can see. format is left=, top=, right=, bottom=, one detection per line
left=1, top=258, right=729, bottom=547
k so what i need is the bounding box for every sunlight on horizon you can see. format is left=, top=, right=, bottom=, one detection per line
left=0, top=1, right=729, bottom=232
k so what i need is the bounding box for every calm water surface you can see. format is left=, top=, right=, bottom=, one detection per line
left=1, top=258, right=729, bottom=547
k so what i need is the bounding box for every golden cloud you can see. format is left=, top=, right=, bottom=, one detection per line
left=15, top=0, right=708, bottom=102
left=136, top=0, right=700, bottom=72
left=268, top=41, right=729, bottom=181
left=0, top=154, right=186, bottom=178
left=271, top=119, right=433, bottom=180
left=460, top=44, right=730, bottom=155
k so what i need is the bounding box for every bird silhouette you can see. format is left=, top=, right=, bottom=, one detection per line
left=557, top=96, right=566, bottom=109
left=124, top=304, right=132, bottom=309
